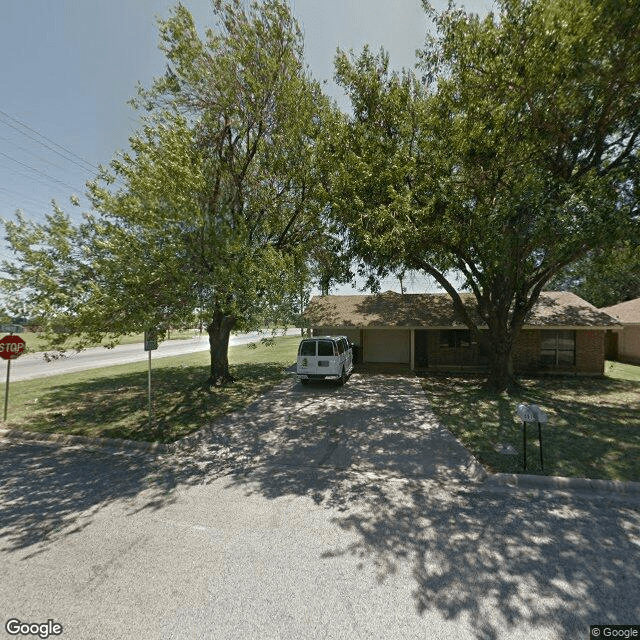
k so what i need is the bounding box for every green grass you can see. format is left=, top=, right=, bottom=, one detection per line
left=19, top=330, right=199, bottom=355
left=606, top=359, right=640, bottom=382
left=3, top=335, right=300, bottom=444
left=420, top=361, right=640, bottom=482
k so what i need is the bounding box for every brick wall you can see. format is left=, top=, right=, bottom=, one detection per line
left=512, top=330, right=540, bottom=373
left=575, top=330, right=605, bottom=374
left=619, top=326, right=640, bottom=365
left=513, top=329, right=605, bottom=375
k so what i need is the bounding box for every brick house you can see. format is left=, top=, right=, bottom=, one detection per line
left=600, top=297, right=640, bottom=365
left=305, top=291, right=620, bottom=376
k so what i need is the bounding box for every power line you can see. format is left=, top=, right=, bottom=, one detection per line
left=0, top=134, right=68, bottom=173
left=0, top=186, right=48, bottom=210
left=0, top=150, right=79, bottom=192
left=0, top=109, right=98, bottom=174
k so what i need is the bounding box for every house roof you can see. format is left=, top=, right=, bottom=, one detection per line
left=600, top=297, right=640, bottom=324
left=305, top=291, right=620, bottom=328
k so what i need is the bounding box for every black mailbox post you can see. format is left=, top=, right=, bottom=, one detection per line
left=516, top=403, right=547, bottom=471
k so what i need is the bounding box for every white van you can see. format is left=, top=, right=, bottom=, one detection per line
left=297, top=336, right=354, bottom=385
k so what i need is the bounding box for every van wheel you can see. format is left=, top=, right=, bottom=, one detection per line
left=338, top=367, right=346, bottom=386
left=301, top=379, right=309, bottom=386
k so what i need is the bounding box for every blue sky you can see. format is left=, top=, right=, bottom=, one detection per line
left=0, top=0, right=495, bottom=295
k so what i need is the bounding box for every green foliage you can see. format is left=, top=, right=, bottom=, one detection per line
left=1, top=1, right=338, bottom=370
left=549, top=240, right=640, bottom=307
left=332, top=0, right=640, bottom=389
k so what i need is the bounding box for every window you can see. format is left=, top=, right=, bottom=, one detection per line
left=336, top=339, right=345, bottom=355
left=540, top=330, right=575, bottom=366
left=317, top=340, right=335, bottom=356
left=299, top=341, right=316, bottom=356
left=439, top=330, right=472, bottom=348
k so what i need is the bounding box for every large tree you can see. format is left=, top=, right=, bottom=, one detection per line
left=331, top=0, right=640, bottom=390
left=549, top=239, right=640, bottom=308
left=1, top=0, right=338, bottom=385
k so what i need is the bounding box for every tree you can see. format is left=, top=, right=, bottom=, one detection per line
left=332, top=0, right=640, bottom=390
left=1, top=0, right=338, bottom=385
left=549, top=239, right=640, bottom=308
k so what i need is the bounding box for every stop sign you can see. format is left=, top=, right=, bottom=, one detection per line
left=0, top=334, right=26, bottom=360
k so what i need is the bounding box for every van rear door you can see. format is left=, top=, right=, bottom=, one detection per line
left=316, top=339, right=339, bottom=377
left=297, top=339, right=317, bottom=376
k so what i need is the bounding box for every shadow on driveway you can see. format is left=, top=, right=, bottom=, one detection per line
left=170, top=373, right=482, bottom=483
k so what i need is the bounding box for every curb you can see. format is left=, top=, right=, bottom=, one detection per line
left=3, top=426, right=639, bottom=497
left=485, top=472, right=640, bottom=496
left=0, top=427, right=173, bottom=454
left=466, top=457, right=489, bottom=483
left=0, top=377, right=298, bottom=456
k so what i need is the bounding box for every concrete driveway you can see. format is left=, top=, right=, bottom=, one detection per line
left=172, top=372, right=485, bottom=485
left=1, top=373, right=638, bottom=640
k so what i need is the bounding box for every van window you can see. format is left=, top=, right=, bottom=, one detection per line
left=337, top=339, right=345, bottom=355
left=317, top=340, right=335, bottom=356
left=299, top=341, right=316, bottom=356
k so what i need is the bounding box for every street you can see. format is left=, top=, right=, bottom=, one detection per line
left=9, top=329, right=302, bottom=382
left=1, top=374, right=638, bottom=640
left=1, top=439, right=638, bottom=640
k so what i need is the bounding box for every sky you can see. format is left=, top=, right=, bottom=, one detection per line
left=0, top=0, right=496, bottom=296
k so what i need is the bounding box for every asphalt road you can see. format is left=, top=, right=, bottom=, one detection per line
left=1, top=441, right=638, bottom=640
left=9, top=329, right=302, bottom=381
left=1, top=375, right=638, bottom=640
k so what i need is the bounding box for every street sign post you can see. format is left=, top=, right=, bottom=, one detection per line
left=144, top=330, right=159, bottom=428
left=0, top=334, right=26, bottom=422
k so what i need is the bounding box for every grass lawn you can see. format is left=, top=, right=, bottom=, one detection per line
left=420, top=361, right=640, bottom=482
left=3, top=335, right=300, bottom=444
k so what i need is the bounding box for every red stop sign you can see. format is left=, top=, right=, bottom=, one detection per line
left=0, top=335, right=26, bottom=360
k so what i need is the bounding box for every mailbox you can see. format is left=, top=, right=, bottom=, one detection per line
left=516, top=403, right=536, bottom=423
left=529, top=404, right=548, bottom=424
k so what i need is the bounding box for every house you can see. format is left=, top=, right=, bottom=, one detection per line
left=304, top=290, right=620, bottom=375
left=600, top=297, right=640, bottom=365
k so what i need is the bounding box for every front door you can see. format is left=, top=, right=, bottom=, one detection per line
left=415, top=330, right=429, bottom=368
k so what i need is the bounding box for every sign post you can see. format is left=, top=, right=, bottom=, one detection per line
left=516, top=403, right=547, bottom=470
left=144, top=330, right=159, bottom=428
left=0, top=333, right=26, bottom=422
left=529, top=404, right=547, bottom=470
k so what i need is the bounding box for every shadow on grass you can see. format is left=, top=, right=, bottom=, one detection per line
left=420, top=373, right=640, bottom=481
left=1, top=372, right=639, bottom=639
left=9, top=361, right=287, bottom=444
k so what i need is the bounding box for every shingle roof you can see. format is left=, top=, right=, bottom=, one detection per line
left=305, top=291, right=620, bottom=328
left=600, top=297, right=640, bottom=324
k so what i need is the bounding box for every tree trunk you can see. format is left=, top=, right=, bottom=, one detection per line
left=206, top=313, right=237, bottom=386
left=485, top=338, right=515, bottom=392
